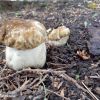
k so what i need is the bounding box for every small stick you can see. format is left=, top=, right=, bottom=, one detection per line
left=55, top=56, right=67, bottom=62
left=8, top=79, right=30, bottom=96
left=36, top=74, right=48, bottom=86
left=9, top=80, right=17, bottom=90
left=60, top=74, right=87, bottom=92
left=89, top=76, right=100, bottom=79
left=82, top=82, right=99, bottom=100
left=0, top=80, right=30, bottom=98
left=54, top=66, right=69, bottom=71
left=29, top=77, right=40, bottom=87
left=47, top=62, right=67, bottom=66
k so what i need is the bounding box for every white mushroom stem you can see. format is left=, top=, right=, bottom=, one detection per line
left=6, top=43, right=46, bottom=70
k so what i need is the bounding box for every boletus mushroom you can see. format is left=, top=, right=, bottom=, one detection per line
left=47, top=26, right=70, bottom=46
left=0, top=18, right=47, bottom=70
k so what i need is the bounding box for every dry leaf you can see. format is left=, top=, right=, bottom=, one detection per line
left=77, top=50, right=90, bottom=60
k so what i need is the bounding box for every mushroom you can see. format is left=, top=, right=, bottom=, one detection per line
left=47, top=26, right=70, bottom=46
left=0, top=18, right=47, bottom=70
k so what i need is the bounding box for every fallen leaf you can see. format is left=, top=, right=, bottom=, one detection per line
left=77, top=50, right=90, bottom=60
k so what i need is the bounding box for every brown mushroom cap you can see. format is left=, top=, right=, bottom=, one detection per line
left=48, top=26, right=70, bottom=41
left=0, top=19, right=47, bottom=50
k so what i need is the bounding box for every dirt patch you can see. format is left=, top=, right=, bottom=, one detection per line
left=0, top=1, right=100, bottom=100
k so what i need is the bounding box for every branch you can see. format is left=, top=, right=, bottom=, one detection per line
left=8, top=79, right=30, bottom=96
left=82, top=82, right=99, bottom=100
left=60, top=73, right=87, bottom=92
left=0, top=68, right=65, bottom=81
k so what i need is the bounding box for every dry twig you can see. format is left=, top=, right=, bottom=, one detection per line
left=0, top=79, right=30, bottom=98
left=8, top=79, right=30, bottom=96
left=47, top=62, right=67, bottom=66
left=35, top=74, right=48, bottom=87
left=89, top=76, right=100, bottom=79
left=82, top=82, right=99, bottom=100
left=60, top=73, right=87, bottom=92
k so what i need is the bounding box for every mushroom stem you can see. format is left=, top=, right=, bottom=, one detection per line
left=6, top=43, right=46, bottom=70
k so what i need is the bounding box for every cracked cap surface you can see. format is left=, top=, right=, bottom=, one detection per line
left=0, top=18, right=47, bottom=50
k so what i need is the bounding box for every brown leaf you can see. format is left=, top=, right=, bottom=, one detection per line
left=77, top=50, right=90, bottom=60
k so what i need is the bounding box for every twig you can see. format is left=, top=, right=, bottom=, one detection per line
left=0, top=69, right=65, bottom=81
left=82, top=82, right=99, bottom=100
left=42, top=80, right=48, bottom=99
left=55, top=56, right=67, bottom=62
left=47, top=62, right=67, bottom=66
left=89, top=76, right=100, bottom=79
left=0, top=80, right=30, bottom=98
left=8, top=79, right=30, bottom=96
left=89, top=73, right=100, bottom=79
left=46, top=88, right=69, bottom=100
left=29, top=77, right=40, bottom=87
left=60, top=73, right=87, bottom=92
left=47, top=62, right=69, bottom=70
left=36, top=74, right=48, bottom=87
left=9, top=80, right=17, bottom=90
left=54, top=66, right=69, bottom=71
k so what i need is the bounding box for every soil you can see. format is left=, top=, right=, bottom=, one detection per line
left=0, top=0, right=100, bottom=100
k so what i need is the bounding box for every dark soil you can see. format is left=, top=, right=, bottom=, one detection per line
left=0, top=1, right=100, bottom=100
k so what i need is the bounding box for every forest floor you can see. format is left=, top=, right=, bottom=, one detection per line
left=0, top=0, right=100, bottom=100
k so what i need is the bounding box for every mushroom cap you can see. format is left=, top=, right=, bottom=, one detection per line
left=48, top=26, right=70, bottom=41
left=0, top=18, right=47, bottom=50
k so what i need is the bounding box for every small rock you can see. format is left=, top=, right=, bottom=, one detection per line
left=87, top=22, right=100, bottom=55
